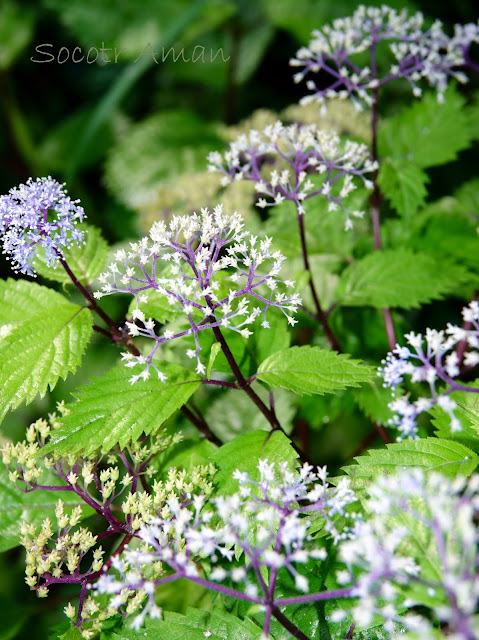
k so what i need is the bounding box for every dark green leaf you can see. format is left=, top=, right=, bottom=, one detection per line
left=378, top=159, right=429, bottom=218
left=336, top=250, right=471, bottom=309
left=379, top=86, right=473, bottom=169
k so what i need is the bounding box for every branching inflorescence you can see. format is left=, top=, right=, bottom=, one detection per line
left=290, top=4, right=479, bottom=111
left=379, top=300, right=479, bottom=439
left=340, top=469, right=479, bottom=640
left=94, top=204, right=301, bottom=382
left=95, top=459, right=358, bottom=635
left=4, top=412, right=479, bottom=639
left=207, top=121, right=376, bottom=230
left=1, top=404, right=213, bottom=638
left=0, top=176, right=85, bottom=275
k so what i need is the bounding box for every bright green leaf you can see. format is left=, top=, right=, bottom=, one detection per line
left=341, top=438, right=479, bottom=490
left=379, top=86, right=473, bottom=169
left=211, top=430, right=299, bottom=496
left=257, top=346, right=374, bottom=396
left=206, top=342, right=221, bottom=379
left=335, top=250, right=471, bottom=309
left=0, top=278, right=66, bottom=324
left=378, top=159, right=429, bottom=217
left=0, top=281, right=93, bottom=422
left=41, top=363, right=201, bottom=457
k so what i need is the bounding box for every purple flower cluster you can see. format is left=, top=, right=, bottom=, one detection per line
left=95, top=204, right=301, bottom=382
left=291, top=5, right=479, bottom=110
left=208, top=121, right=376, bottom=229
left=379, top=301, right=479, bottom=439
left=0, top=177, right=85, bottom=275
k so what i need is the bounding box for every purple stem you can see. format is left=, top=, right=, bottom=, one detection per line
left=271, top=607, right=311, bottom=640
left=58, top=254, right=139, bottom=355
left=368, top=48, right=397, bottom=352
left=274, top=586, right=356, bottom=606
left=58, top=252, right=218, bottom=446
left=297, top=209, right=341, bottom=352
left=75, top=582, right=88, bottom=627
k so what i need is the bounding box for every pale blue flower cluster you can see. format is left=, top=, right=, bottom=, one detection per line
left=0, top=176, right=85, bottom=275
left=379, top=301, right=479, bottom=439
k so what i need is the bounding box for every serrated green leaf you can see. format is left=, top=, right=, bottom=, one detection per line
left=0, top=461, right=93, bottom=552
left=341, top=438, right=479, bottom=490
left=410, top=211, right=479, bottom=273
left=41, top=364, right=201, bottom=457
left=0, top=278, right=65, bottom=324
left=256, top=346, right=374, bottom=396
left=353, top=380, right=401, bottom=425
left=33, top=225, right=108, bottom=286
left=379, top=86, right=473, bottom=169
left=0, top=281, right=93, bottom=422
left=335, top=250, right=471, bottom=309
left=378, top=159, right=429, bottom=217
left=211, top=430, right=299, bottom=496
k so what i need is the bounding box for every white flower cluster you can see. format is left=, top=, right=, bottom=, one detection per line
left=339, top=469, right=479, bottom=639
left=291, top=5, right=479, bottom=109
left=208, top=122, right=376, bottom=229
left=94, top=205, right=301, bottom=382
left=96, top=459, right=357, bottom=630
left=379, top=300, right=479, bottom=439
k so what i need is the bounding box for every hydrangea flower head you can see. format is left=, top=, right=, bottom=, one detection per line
left=95, top=204, right=301, bottom=382
left=208, top=121, right=376, bottom=229
left=0, top=177, right=86, bottom=275
left=379, top=300, right=479, bottom=439
left=291, top=5, right=479, bottom=110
